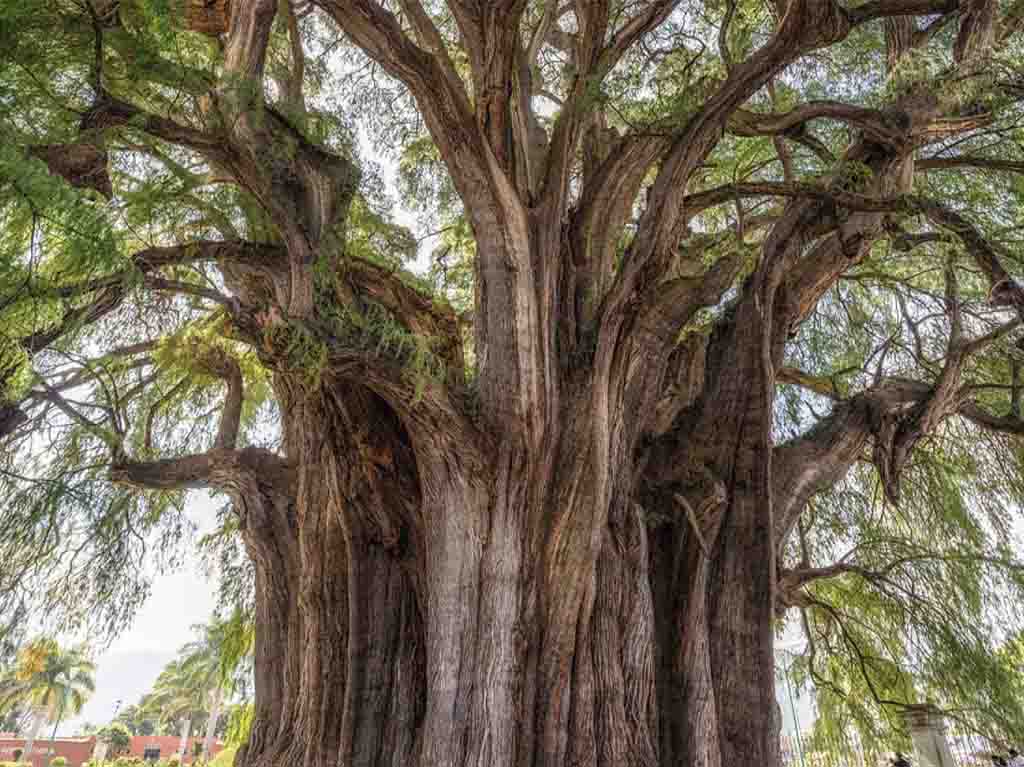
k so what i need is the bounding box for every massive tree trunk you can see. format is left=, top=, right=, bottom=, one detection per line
left=230, top=408, right=780, bottom=767
left=212, top=230, right=780, bottom=767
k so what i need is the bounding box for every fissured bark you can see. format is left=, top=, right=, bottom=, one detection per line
left=231, top=353, right=780, bottom=767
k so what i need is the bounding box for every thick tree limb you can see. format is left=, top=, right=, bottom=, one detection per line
left=143, top=276, right=236, bottom=309
left=599, top=0, right=861, bottom=343
left=110, top=447, right=293, bottom=493
left=728, top=101, right=909, bottom=149
left=188, top=347, right=245, bottom=451
left=80, top=90, right=227, bottom=158
left=223, top=0, right=277, bottom=82
left=616, top=0, right=961, bottom=309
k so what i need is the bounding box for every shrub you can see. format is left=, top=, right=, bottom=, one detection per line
left=52, top=758, right=68, bottom=767
left=112, top=757, right=145, bottom=767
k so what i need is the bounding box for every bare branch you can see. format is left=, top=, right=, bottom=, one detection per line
left=719, top=0, right=738, bottom=72
left=601, top=1, right=685, bottom=72
left=728, top=100, right=907, bottom=149
left=918, top=155, right=1024, bottom=173
left=846, top=0, right=959, bottom=25
left=110, top=447, right=293, bottom=493
left=143, top=276, right=237, bottom=309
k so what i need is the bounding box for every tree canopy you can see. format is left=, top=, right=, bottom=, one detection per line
left=3, top=0, right=1024, bottom=764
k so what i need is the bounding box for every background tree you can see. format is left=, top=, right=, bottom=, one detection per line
left=97, top=723, right=132, bottom=757
left=178, top=616, right=251, bottom=762
left=140, top=660, right=210, bottom=756
left=0, top=640, right=94, bottom=760
left=112, top=705, right=155, bottom=738
left=3, top=0, right=1024, bottom=765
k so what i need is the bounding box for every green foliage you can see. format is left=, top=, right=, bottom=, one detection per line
left=207, top=746, right=236, bottom=767
left=785, top=422, right=1024, bottom=747
left=130, top=616, right=246, bottom=746
left=260, top=316, right=328, bottom=391
left=98, top=722, right=132, bottom=755
left=222, top=704, right=253, bottom=749
left=0, top=638, right=95, bottom=731
left=324, top=300, right=448, bottom=399
left=113, top=704, right=156, bottom=738
left=111, top=756, right=145, bottom=767
left=345, top=194, right=417, bottom=268
left=51, top=756, right=67, bottom=767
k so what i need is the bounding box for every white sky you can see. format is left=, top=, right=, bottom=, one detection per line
left=58, top=492, right=220, bottom=736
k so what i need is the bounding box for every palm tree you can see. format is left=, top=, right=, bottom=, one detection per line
left=184, top=615, right=252, bottom=763
left=140, top=660, right=209, bottom=759
left=0, top=639, right=95, bottom=762
left=139, top=616, right=253, bottom=763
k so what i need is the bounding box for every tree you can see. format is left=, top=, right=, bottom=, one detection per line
left=134, top=616, right=251, bottom=758
left=3, top=0, right=1024, bottom=765
left=113, top=705, right=155, bottom=738
left=140, top=661, right=209, bottom=758
left=0, top=640, right=94, bottom=761
left=98, top=723, right=132, bottom=757
left=177, top=616, right=251, bottom=762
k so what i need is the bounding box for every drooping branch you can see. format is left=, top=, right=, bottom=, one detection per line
left=0, top=241, right=275, bottom=444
